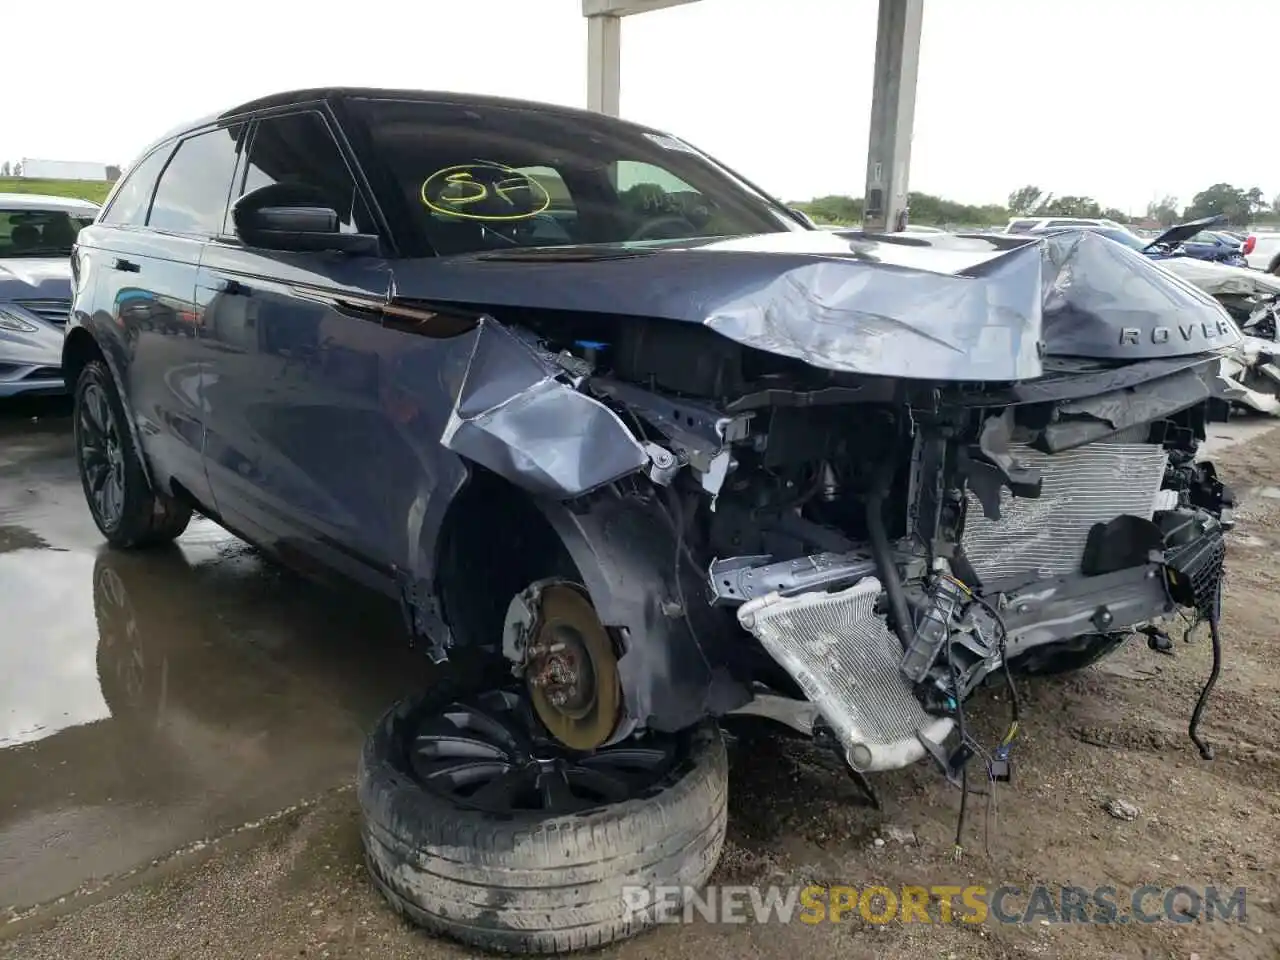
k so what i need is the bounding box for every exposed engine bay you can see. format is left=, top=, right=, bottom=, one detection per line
left=487, top=313, right=1233, bottom=789
left=425, top=228, right=1240, bottom=852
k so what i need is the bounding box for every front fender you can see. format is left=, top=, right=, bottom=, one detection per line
left=438, top=318, right=649, bottom=498
left=531, top=492, right=749, bottom=733
left=62, top=322, right=159, bottom=493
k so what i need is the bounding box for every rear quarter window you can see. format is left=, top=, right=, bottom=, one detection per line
left=148, top=125, right=245, bottom=236
left=100, top=145, right=173, bottom=227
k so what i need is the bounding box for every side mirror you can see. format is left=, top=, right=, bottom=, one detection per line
left=232, top=183, right=380, bottom=256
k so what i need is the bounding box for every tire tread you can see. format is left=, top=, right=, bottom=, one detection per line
left=357, top=682, right=728, bottom=954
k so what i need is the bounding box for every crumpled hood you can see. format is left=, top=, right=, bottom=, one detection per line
left=390, top=228, right=1237, bottom=382
left=0, top=257, right=72, bottom=300
left=1039, top=229, right=1239, bottom=360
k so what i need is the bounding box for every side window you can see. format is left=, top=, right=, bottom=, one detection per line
left=235, top=112, right=371, bottom=235
left=616, top=159, right=701, bottom=216
left=148, top=125, right=244, bottom=236
left=100, top=146, right=173, bottom=227
left=613, top=158, right=727, bottom=234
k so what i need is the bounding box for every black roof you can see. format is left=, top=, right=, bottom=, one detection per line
left=220, top=87, right=641, bottom=126
left=137, top=87, right=665, bottom=163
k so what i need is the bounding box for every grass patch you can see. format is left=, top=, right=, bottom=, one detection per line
left=0, top=178, right=112, bottom=205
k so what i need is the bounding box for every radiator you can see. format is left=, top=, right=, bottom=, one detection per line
left=961, top=441, right=1169, bottom=581
left=737, top=577, right=953, bottom=773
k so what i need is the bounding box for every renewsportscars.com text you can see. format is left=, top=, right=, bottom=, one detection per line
left=621, top=884, right=1248, bottom=926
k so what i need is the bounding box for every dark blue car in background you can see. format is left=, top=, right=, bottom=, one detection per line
left=1030, top=214, right=1249, bottom=267
left=1179, top=225, right=1251, bottom=266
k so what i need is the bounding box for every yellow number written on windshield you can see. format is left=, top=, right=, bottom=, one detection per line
left=420, top=163, right=552, bottom=222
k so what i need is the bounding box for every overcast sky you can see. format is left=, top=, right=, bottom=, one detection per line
left=5, top=0, right=1275, bottom=213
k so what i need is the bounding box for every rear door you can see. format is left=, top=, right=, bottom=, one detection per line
left=79, top=125, right=244, bottom=508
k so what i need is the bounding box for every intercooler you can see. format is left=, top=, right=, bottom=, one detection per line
left=961, top=440, right=1169, bottom=581
left=736, top=577, right=954, bottom=773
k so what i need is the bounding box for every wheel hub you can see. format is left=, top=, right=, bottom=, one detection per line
left=521, top=583, right=620, bottom=751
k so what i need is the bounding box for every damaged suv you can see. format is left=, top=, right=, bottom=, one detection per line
left=66, top=88, right=1237, bottom=953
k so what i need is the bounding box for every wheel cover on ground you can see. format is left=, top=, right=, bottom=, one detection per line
left=408, top=688, right=677, bottom=815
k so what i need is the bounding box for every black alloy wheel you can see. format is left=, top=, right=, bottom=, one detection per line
left=408, top=688, right=678, bottom=815
left=78, top=379, right=127, bottom=530
left=73, top=360, right=191, bottom=548
left=359, top=680, right=728, bottom=954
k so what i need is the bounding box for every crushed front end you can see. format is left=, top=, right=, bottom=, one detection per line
left=431, top=228, right=1240, bottom=795
left=708, top=372, right=1232, bottom=777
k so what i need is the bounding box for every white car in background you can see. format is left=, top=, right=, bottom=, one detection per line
left=1004, top=215, right=1127, bottom=234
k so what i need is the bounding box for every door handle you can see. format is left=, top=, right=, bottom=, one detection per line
left=217, top=278, right=251, bottom=297
left=113, top=258, right=140, bottom=273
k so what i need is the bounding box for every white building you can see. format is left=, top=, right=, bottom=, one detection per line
left=17, top=158, right=111, bottom=181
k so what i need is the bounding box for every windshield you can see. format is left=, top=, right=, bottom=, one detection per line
left=1035, top=226, right=1149, bottom=251
left=0, top=208, right=91, bottom=257
left=1093, top=227, right=1150, bottom=251
left=347, top=97, right=798, bottom=256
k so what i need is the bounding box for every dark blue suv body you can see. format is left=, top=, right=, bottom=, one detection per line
left=63, top=89, right=1239, bottom=951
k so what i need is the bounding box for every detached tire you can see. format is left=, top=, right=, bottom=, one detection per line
left=358, top=686, right=728, bottom=954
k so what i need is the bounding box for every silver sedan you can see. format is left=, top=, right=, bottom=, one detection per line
left=0, top=193, right=99, bottom=397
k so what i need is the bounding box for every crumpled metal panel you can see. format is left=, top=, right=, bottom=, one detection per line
left=395, top=232, right=1045, bottom=382
left=1038, top=230, right=1241, bottom=361
left=962, top=441, right=1168, bottom=581
left=440, top=319, right=648, bottom=498
left=1157, top=255, right=1280, bottom=299
left=390, top=228, right=1242, bottom=382
left=1219, top=336, right=1280, bottom=415
left=701, top=235, right=1045, bottom=381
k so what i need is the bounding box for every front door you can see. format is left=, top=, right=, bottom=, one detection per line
left=197, top=109, right=402, bottom=592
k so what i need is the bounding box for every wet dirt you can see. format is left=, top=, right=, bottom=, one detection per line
left=1, top=400, right=1277, bottom=959
left=0, top=400, right=434, bottom=911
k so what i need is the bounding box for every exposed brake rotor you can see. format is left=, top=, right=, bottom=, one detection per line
left=518, top=582, right=621, bottom=751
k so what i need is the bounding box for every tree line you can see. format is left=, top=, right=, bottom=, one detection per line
left=793, top=182, right=1279, bottom=228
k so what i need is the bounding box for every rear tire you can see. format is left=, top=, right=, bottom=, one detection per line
left=73, top=360, right=191, bottom=548
left=358, top=681, right=728, bottom=954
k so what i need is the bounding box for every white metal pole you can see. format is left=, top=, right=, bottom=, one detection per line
left=586, top=14, right=623, bottom=116
left=863, top=0, right=924, bottom=232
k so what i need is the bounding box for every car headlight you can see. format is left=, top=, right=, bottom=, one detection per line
left=0, top=306, right=41, bottom=334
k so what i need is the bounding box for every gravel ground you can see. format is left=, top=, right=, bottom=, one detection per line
left=2, top=427, right=1278, bottom=960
